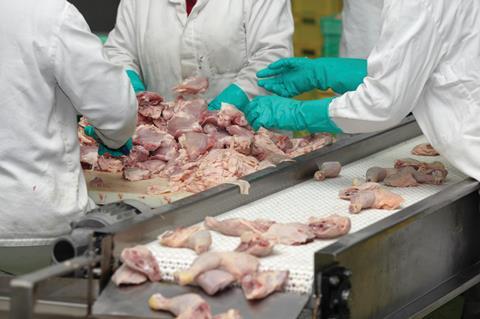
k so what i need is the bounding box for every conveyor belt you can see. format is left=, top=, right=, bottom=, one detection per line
left=143, top=136, right=465, bottom=295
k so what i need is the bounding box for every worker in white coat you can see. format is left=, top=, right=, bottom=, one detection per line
left=0, top=0, right=137, bottom=274
left=246, top=0, right=480, bottom=182
left=104, top=0, right=294, bottom=111
left=340, top=0, right=383, bottom=59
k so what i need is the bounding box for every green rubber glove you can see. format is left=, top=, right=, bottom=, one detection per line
left=257, top=57, right=367, bottom=97
left=208, top=84, right=250, bottom=111
left=126, top=70, right=146, bottom=94
left=244, top=96, right=342, bottom=133
left=84, top=126, right=133, bottom=157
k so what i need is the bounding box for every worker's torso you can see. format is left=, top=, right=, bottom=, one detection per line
left=127, top=0, right=252, bottom=100
left=412, top=0, right=480, bottom=181
left=0, top=0, right=90, bottom=246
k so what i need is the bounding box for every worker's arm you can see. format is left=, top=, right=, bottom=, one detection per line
left=53, top=3, right=137, bottom=149
left=328, top=0, right=443, bottom=133
left=209, top=0, right=294, bottom=111
left=104, top=0, right=145, bottom=93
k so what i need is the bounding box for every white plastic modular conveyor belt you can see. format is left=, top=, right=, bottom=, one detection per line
left=146, top=136, right=466, bottom=294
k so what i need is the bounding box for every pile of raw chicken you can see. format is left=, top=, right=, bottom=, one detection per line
left=79, top=77, right=333, bottom=194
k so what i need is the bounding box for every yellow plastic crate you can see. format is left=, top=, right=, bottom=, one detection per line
left=294, top=16, right=323, bottom=43
left=293, top=0, right=343, bottom=17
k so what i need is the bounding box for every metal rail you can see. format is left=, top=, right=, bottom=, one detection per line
left=9, top=255, right=100, bottom=319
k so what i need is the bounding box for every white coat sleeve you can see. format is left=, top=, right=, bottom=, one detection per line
left=53, top=3, right=137, bottom=149
left=234, top=0, right=294, bottom=99
left=104, top=0, right=141, bottom=74
left=329, top=0, right=443, bottom=133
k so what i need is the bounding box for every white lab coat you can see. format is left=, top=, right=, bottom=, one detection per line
left=330, top=0, right=480, bottom=181
left=340, top=0, right=383, bottom=59
left=0, top=0, right=137, bottom=246
left=105, top=0, right=294, bottom=101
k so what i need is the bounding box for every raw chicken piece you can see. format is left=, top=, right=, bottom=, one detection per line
left=384, top=167, right=419, bottom=187
left=263, top=223, right=316, bottom=245
left=213, top=309, right=242, bottom=319
left=219, top=135, right=253, bottom=155
left=173, top=77, right=209, bottom=95
left=258, top=129, right=294, bottom=152
left=120, top=246, right=161, bottom=282
left=179, top=132, right=215, bottom=160
left=314, top=162, right=342, bottom=181
left=89, top=177, right=105, bottom=188
left=308, top=214, right=351, bottom=239
left=287, top=134, right=334, bottom=158
left=174, top=252, right=259, bottom=286
left=339, top=182, right=381, bottom=200
left=167, top=112, right=203, bottom=138
left=394, top=158, right=423, bottom=170
left=170, top=149, right=259, bottom=193
left=196, top=269, right=235, bottom=295
left=241, top=271, right=289, bottom=300
left=111, top=264, right=147, bottom=286
left=203, top=123, right=218, bottom=135
left=217, top=104, right=248, bottom=127
left=135, top=160, right=167, bottom=175
left=204, top=216, right=275, bottom=237
left=148, top=293, right=212, bottom=319
left=235, top=231, right=274, bottom=257
left=162, top=101, right=176, bottom=121
left=152, top=117, right=168, bottom=130
left=80, top=145, right=98, bottom=169
left=200, top=110, right=220, bottom=126
left=137, top=92, right=164, bottom=119
left=349, top=188, right=404, bottom=214
left=123, top=167, right=151, bottom=181
left=365, top=167, right=398, bottom=183
left=137, top=113, right=153, bottom=126
left=133, top=125, right=170, bottom=151
left=123, top=145, right=149, bottom=167
left=252, top=129, right=289, bottom=163
left=175, top=98, right=208, bottom=118
left=150, top=134, right=178, bottom=162
left=411, top=143, right=439, bottom=156
left=417, top=161, right=448, bottom=177
left=226, top=125, right=254, bottom=139
left=159, top=226, right=212, bottom=254
left=413, top=169, right=447, bottom=185
left=137, top=91, right=163, bottom=104
left=97, top=156, right=124, bottom=173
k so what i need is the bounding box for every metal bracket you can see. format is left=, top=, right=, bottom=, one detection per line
left=315, top=264, right=352, bottom=319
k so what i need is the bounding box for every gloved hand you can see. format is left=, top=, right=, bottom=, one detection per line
left=257, top=57, right=367, bottom=97
left=244, top=96, right=342, bottom=133
left=84, top=126, right=133, bottom=157
left=126, top=70, right=146, bottom=94
left=208, top=84, right=250, bottom=111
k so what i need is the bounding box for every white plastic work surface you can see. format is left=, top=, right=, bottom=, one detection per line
left=147, top=136, right=466, bottom=295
